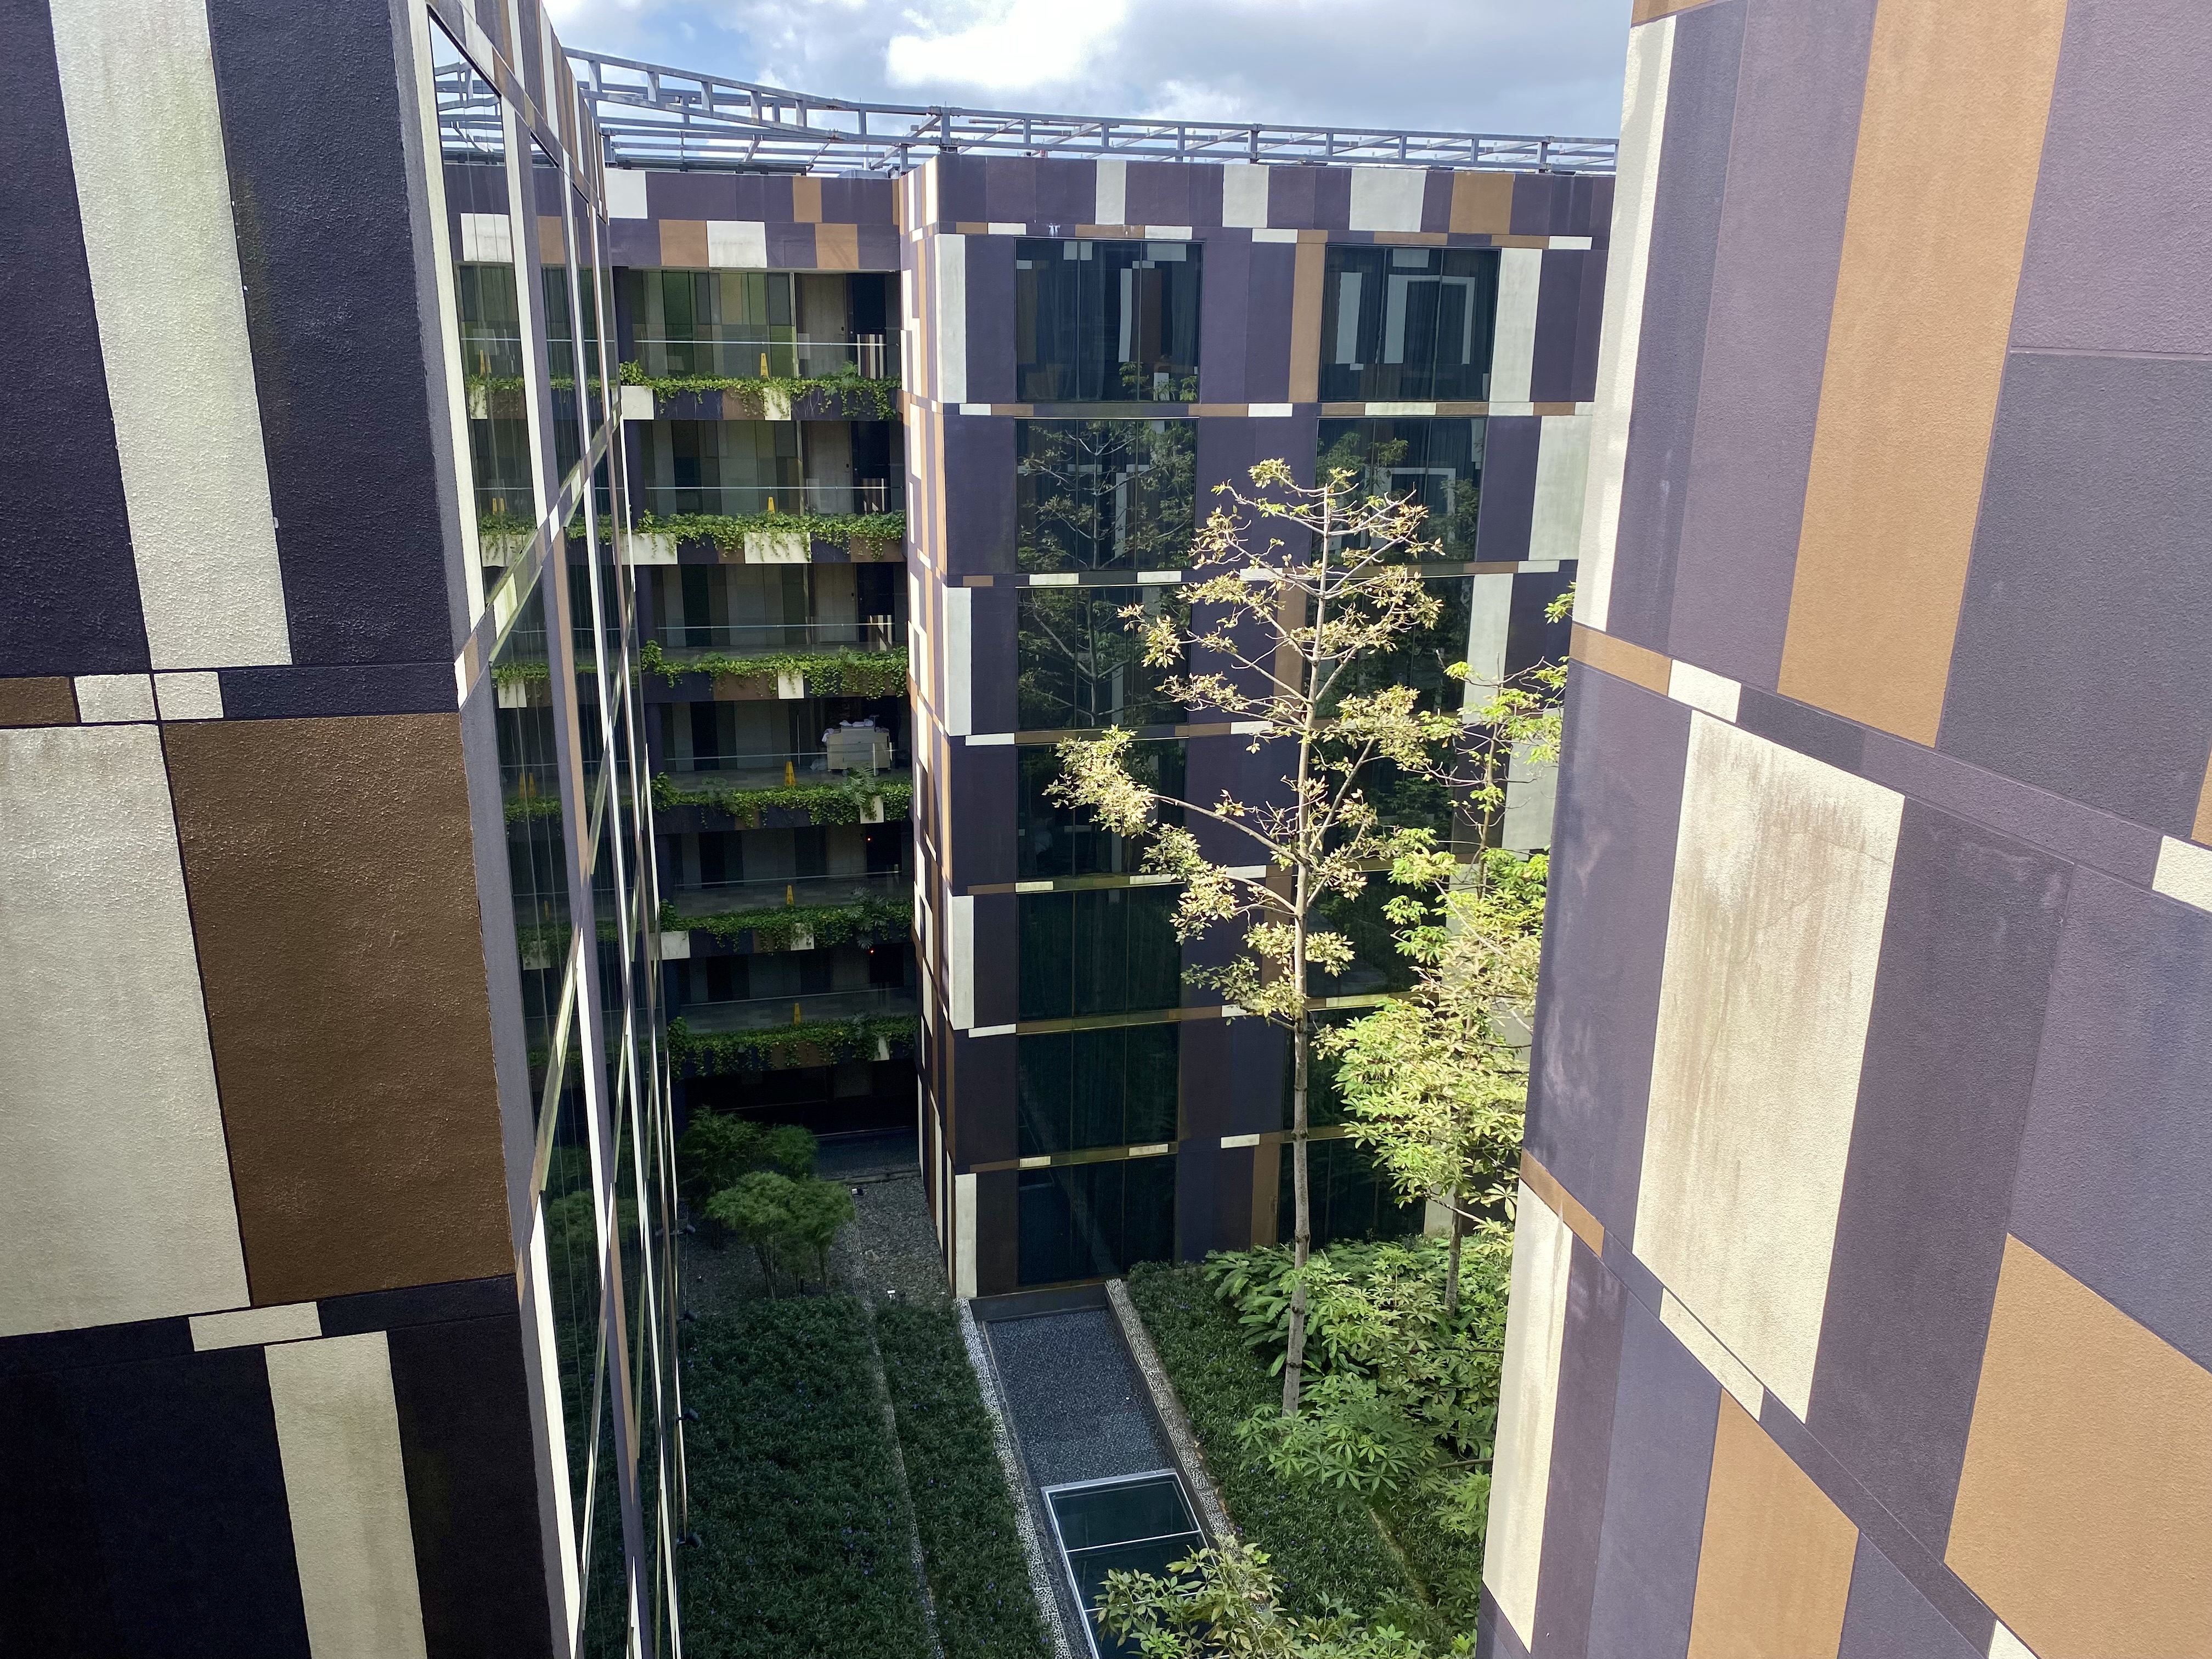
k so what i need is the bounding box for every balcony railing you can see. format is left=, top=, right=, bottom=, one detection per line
left=664, top=870, right=911, bottom=919
left=680, top=986, right=917, bottom=1033
left=653, top=618, right=898, bottom=654
left=665, top=739, right=904, bottom=788
left=635, top=482, right=902, bottom=517
left=631, top=334, right=896, bottom=383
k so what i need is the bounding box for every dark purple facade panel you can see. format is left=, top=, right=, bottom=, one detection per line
left=1478, top=1587, right=1534, bottom=1659
left=1528, top=250, right=1588, bottom=404
left=1504, top=565, right=1575, bottom=681
left=1581, top=1288, right=1719, bottom=1659
left=1756, top=1396, right=1999, bottom=1649
left=856, top=223, right=902, bottom=269
left=1125, top=161, right=1199, bottom=227
left=2011, top=0, right=2212, bottom=356
left=1508, top=173, right=1564, bottom=237
left=967, top=585, right=1018, bottom=733
left=1526, top=664, right=1689, bottom=1243
left=1174, top=1137, right=1217, bottom=1261
left=963, top=234, right=1018, bottom=404
left=1808, top=802, right=2069, bottom=1557
left=1312, top=167, right=1352, bottom=230
left=935, top=156, right=988, bottom=224
left=1530, top=1239, right=1628, bottom=1659
left=210, top=0, right=461, bottom=666
left=218, top=662, right=455, bottom=719
left=1245, top=243, right=1299, bottom=405
left=643, top=170, right=740, bottom=219
left=1664, top=0, right=1876, bottom=689
left=71, top=1347, right=313, bottom=1656
left=981, top=157, right=1039, bottom=225
left=386, top=1314, right=556, bottom=1659
left=2012, top=869, right=2212, bottom=1370
left=1229, top=1019, right=1288, bottom=1137
left=941, top=415, right=1017, bottom=575
left=970, top=891, right=1019, bottom=1030
left=1571, top=174, right=1613, bottom=243
left=818, top=175, right=896, bottom=224
left=977, top=1169, right=1020, bottom=1294
left=514, top=0, right=543, bottom=106
left=607, top=216, right=658, bottom=268
left=1034, top=159, right=1097, bottom=229
left=0, top=1371, right=123, bottom=1654
left=1937, top=353, right=2212, bottom=838
left=946, top=738, right=1018, bottom=887
left=766, top=220, right=816, bottom=270
left=1176, top=1019, right=1234, bottom=1141
left=1420, top=169, right=1454, bottom=232
left=1735, top=685, right=1865, bottom=774
left=0, top=0, right=147, bottom=676
left=1836, top=1539, right=1987, bottom=1659
left=1472, top=416, right=1541, bottom=562
left=1197, top=232, right=1251, bottom=403
left=1605, top=0, right=1747, bottom=658
left=1571, top=250, right=1607, bottom=402
left=1209, top=1142, right=1256, bottom=1254
left=1858, top=731, right=2161, bottom=889
left=1267, top=166, right=1319, bottom=230
left=955, top=1031, right=1018, bottom=1167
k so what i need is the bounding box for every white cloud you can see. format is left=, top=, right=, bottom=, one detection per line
left=885, top=0, right=1132, bottom=93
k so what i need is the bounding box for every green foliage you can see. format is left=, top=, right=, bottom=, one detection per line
left=703, top=1169, right=853, bottom=1290
left=1205, top=1239, right=1510, bottom=1630
left=680, top=1299, right=933, bottom=1659
left=661, top=891, right=913, bottom=952
left=1124, top=1263, right=1419, bottom=1627
left=636, top=508, right=907, bottom=556
left=675, top=1111, right=818, bottom=1210
left=876, top=1304, right=1053, bottom=1659
left=620, top=357, right=900, bottom=421
left=490, top=658, right=552, bottom=689
left=665, top=1013, right=918, bottom=1076
left=638, top=636, right=910, bottom=698
left=654, top=769, right=914, bottom=828
left=1098, top=1538, right=1471, bottom=1659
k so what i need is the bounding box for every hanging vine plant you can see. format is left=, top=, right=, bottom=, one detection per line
left=619, top=359, right=900, bottom=422
left=658, top=891, right=912, bottom=952
left=653, top=770, right=913, bottom=828
left=633, top=508, right=905, bottom=556
left=637, top=638, right=907, bottom=698
left=665, top=1013, right=918, bottom=1075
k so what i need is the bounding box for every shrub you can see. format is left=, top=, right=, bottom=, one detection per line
left=704, top=1170, right=854, bottom=1292
left=876, top=1304, right=1052, bottom=1659
left=1124, top=1262, right=1417, bottom=1626
left=680, top=1299, right=932, bottom=1659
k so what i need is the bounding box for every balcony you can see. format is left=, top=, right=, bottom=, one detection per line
left=663, top=869, right=911, bottom=924
left=634, top=481, right=903, bottom=518
left=630, top=333, right=898, bottom=384
left=681, top=985, right=917, bottom=1034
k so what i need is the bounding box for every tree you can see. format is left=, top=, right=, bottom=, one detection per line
left=703, top=1168, right=854, bottom=1293
left=678, top=1111, right=763, bottom=1210
left=1054, top=459, right=1471, bottom=1414
left=781, top=1176, right=856, bottom=1282
left=1097, top=1538, right=1470, bottom=1659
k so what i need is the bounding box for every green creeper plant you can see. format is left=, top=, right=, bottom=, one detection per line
left=638, top=637, right=909, bottom=698
left=619, top=357, right=900, bottom=421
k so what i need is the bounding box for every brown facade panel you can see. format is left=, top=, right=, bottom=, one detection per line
left=163, top=714, right=510, bottom=1306
left=657, top=217, right=708, bottom=268
left=0, top=676, right=78, bottom=726
left=1776, top=0, right=2067, bottom=744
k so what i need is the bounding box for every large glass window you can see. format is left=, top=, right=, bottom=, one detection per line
left=1017, top=585, right=1186, bottom=731
left=620, top=269, right=900, bottom=381
left=1278, top=1137, right=1421, bottom=1249
left=1318, top=246, right=1499, bottom=403
left=533, top=138, right=581, bottom=488
left=1015, top=420, right=1195, bottom=572
left=1018, top=887, right=1182, bottom=1020
left=1015, top=240, right=1201, bottom=402
left=1017, top=742, right=1183, bottom=879
left=1316, top=417, right=1485, bottom=558
left=1018, top=1156, right=1178, bottom=1284
left=635, top=421, right=799, bottom=517
left=1018, top=1025, right=1180, bottom=1156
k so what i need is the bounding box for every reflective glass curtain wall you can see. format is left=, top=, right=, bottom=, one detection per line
left=427, top=15, right=679, bottom=1656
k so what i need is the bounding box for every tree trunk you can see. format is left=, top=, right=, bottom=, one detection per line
left=1443, top=1183, right=1464, bottom=1318
left=1283, top=1008, right=1312, bottom=1415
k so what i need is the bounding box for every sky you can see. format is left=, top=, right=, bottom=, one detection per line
left=544, top=0, right=1634, bottom=140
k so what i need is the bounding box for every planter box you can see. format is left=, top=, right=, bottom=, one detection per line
left=627, top=530, right=678, bottom=565
left=776, top=670, right=806, bottom=699
left=744, top=529, right=810, bottom=564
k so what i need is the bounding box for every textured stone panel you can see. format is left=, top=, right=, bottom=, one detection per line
left=1686, top=1395, right=1856, bottom=1659
left=1483, top=1186, right=1576, bottom=1643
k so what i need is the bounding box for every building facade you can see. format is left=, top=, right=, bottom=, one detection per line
left=0, top=2, right=680, bottom=1654
left=1489, top=3, right=2212, bottom=1658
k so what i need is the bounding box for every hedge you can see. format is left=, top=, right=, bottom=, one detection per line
left=1122, top=1262, right=1429, bottom=1630
left=680, top=1298, right=933, bottom=1659
left=876, top=1304, right=1053, bottom=1659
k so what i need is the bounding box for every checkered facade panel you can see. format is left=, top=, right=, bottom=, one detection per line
left=1498, top=3, right=2212, bottom=1657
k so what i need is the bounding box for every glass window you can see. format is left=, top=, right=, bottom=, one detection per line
left=1278, top=1137, right=1421, bottom=1249
left=1015, top=240, right=1200, bottom=402
left=430, top=26, right=533, bottom=594
left=1018, top=1156, right=1177, bottom=1284
left=1017, top=741, right=1183, bottom=880
left=1018, top=1025, right=1179, bottom=1156
left=1316, top=417, right=1485, bottom=558
left=1018, top=887, right=1182, bottom=1020
left=623, top=269, right=795, bottom=379
left=534, top=138, right=581, bottom=489
left=1015, top=419, right=1195, bottom=572
left=1318, top=246, right=1499, bottom=402
left=494, top=583, right=567, bottom=1088
left=635, top=421, right=800, bottom=518
left=572, top=187, right=607, bottom=436
left=1017, top=585, right=1186, bottom=732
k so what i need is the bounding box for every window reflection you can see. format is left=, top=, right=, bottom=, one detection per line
left=1318, top=246, right=1499, bottom=403
left=1018, top=1157, right=1177, bottom=1285
left=1017, top=887, right=1183, bottom=1020
left=534, top=139, right=582, bottom=490
left=1016, top=585, right=1186, bottom=731
left=1017, top=742, right=1183, bottom=879
left=1018, top=1026, right=1180, bottom=1156
left=1316, top=417, right=1485, bottom=557
left=1015, top=240, right=1201, bottom=402
left=1015, top=419, right=1195, bottom=572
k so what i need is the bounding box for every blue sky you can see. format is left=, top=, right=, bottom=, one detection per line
left=546, top=0, right=1633, bottom=139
